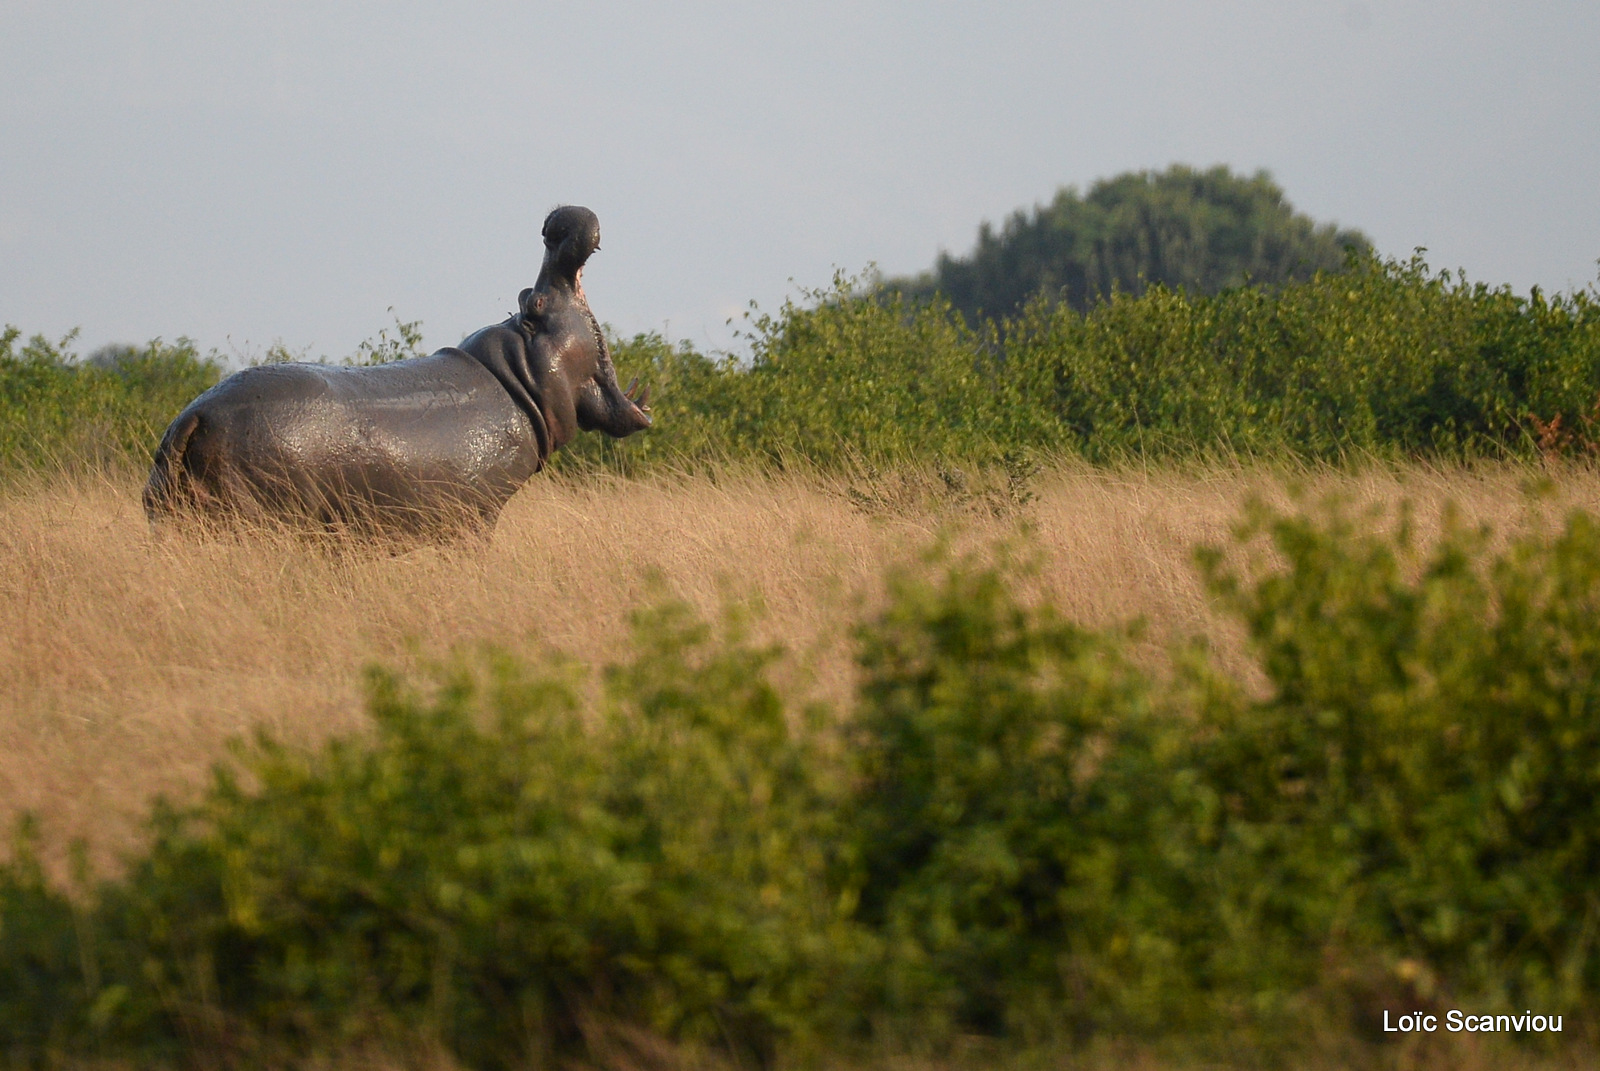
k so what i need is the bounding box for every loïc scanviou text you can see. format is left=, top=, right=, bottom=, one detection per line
left=1384, top=1010, right=1563, bottom=1033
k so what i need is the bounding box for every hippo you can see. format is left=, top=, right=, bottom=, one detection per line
left=143, top=206, right=650, bottom=533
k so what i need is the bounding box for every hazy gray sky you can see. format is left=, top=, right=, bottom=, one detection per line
left=3, top=1, right=1597, bottom=361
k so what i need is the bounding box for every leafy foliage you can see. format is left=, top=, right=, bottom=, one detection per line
left=0, top=312, right=428, bottom=484
left=844, top=545, right=1187, bottom=1039
left=340, top=310, right=428, bottom=367
left=1005, top=252, right=1600, bottom=460
left=564, top=253, right=1600, bottom=473
left=1192, top=500, right=1600, bottom=1017
left=0, top=326, right=221, bottom=480
left=560, top=275, right=1036, bottom=474
left=10, top=246, right=1600, bottom=484
left=0, top=608, right=854, bottom=1067
left=7, top=502, right=1600, bottom=1064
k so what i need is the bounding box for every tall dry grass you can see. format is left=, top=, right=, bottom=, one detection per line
left=5, top=459, right=1600, bottom=878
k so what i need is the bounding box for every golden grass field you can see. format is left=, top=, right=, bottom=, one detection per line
left=6, top=458, right=1600, bottom=877
left=6, top=459, right=1600, bottom=1071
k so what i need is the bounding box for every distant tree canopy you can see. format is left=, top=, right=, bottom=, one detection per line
left=888, top=164, right=1371, bottom=323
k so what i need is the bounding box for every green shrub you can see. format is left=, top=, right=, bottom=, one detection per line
left=1005, top=254, right=1600, bottom=461
left=564, top=254, right=1600, bottom=473
left=1194, top=499, right=1600, bottom=1016
left=0, top=820, right=91, bottom=1060
left=721, top=277, right=1026, bottom=468
left=554, top=331, right=748, bottom=473
left=564, top=275, right=1034, bottom=472
left=844, top=545, right=1189, bottom=1040
left=0, top=326, right=221, bottom=480
left=8, top=500, right=1600, bottom=1064
left=7, top=603, right=853, bottom=1068
left=10, top=251, right=1600, bottom=484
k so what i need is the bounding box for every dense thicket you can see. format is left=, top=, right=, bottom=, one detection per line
left=6, top=250, right=1600, bottom=483
left=5, top=502, right=1600, bottom=1065
left=884, top=164, right=1371, bottom=323
left=566, top=251, right=1600, bottom=470
left=0, top=326, right=220, bottom=481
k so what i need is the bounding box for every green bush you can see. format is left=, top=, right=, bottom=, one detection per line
left=562, top=275, right=1032, bottom=473
left=10, top=251, right=1600, bottom=484
left=1005, top=253, right=1600, bottom=461
left=570, top=253, right=1600, bottom=472
left=554, top=331, right=748, bottom=473
left=1193, top=499, right=1600, bottom=1016
left=1, top=604, right=854, bottom=1067
left=844, top=544, right=1190, bottom=1040
left=719, top=279, right=1027, bottom=468
left=7, top=498, right=1600, bottom=1064
left=0, top=820, right=91, bottom=1060
left=0, top=326, right=222, bottom=480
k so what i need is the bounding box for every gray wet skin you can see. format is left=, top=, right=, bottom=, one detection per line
left=144, top=206, right=651, bottom=532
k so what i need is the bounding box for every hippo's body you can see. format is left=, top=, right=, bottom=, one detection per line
left=144, top=349, right=540, bottom=529
left=144, top=206, right=649, bottom=532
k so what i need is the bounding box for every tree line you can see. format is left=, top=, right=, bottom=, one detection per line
left=885, top=163, right=1370, bottom=324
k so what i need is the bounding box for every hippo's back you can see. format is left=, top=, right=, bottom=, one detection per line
left=146, top=349, right=541, bottom=528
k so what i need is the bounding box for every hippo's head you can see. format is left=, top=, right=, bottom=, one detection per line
left=540, top=205, right=601, bottom=294
left=521, top=205, right=652, bottom=436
